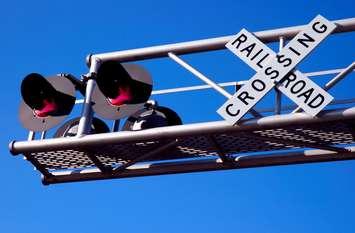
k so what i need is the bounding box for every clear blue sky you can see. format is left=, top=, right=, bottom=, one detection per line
left=1, top=1, right=354, bottom=232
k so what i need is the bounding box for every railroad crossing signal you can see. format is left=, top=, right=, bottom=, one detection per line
left=92, top=61, right=153, bottom=120
left=218, top=15, right=336, bottom=124
left=9, top=15, right=355, bottom=185
left=19, top=73, right=76, bottom=131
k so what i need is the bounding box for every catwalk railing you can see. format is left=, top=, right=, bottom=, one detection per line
left=9, top=17, right=355, bottom=184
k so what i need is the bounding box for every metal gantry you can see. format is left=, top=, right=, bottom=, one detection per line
left=9, top=17, right=355, bottom=185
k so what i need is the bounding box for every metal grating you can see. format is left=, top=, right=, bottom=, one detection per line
left=24, top=120, right=355, bottom=171
left=32, top=150, right=95, bottom=169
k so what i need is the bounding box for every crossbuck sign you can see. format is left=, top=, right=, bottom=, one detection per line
left=218, top=15, right=336, bottom=125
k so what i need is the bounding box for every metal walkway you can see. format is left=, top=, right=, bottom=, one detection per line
left=10, top=107, right=355, bottom=184
left=9, top=17, right=355, bottom=185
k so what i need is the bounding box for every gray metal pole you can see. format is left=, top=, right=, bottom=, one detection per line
left=76, top=57, right=101, bottom=136
left=274, top=37, right=284, bottom=115
left=168, top=52, right=261, bottom=118
left=9, top=107, right=355, bottom=155
left=76, top=79, right=95, bottom=136
left=27, top=131, right=35, bottom=141
left=92, top=18, right=355, bottom=63
left=323, top=62, right=355, bottom=90
left=112, top=120, right=120, bottom=132
left=40, top=131, right=47, bottom=140
left=71, top=67, right=353, bottom=99
left=168, top=52, right=233, bottom=99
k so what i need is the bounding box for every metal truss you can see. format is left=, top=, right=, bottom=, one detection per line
left=9, top=17, right=355, bottom=185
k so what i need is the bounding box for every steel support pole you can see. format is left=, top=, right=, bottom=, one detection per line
left=168, top=52, right=233, bottom=99
left=86, top=153, right=112, bottom=173
left=323, top=62, right=355, bottom=90
left=111, top=120, right=120, bottom=132
left=208, top=136, right=233, bottom=163
left=40, top=131, right=47, bottom=140
left=27, top=131, right=35, bottom=141
left=77, top=57, right=101, bottom=136
left=274, top=37, right=284, bottom=115
left=151, top=81, right=242, bottom=95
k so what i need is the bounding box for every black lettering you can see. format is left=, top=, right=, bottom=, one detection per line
left=308, top=94, right=325, bottom=108
left=251, top=48, right=263, bottom=61
left=237, top=91, right=255, bottom=105
left=290, top=80, right=306, bottom=94
left=289, top=46, right=301, bottom=56
left=251, top=79, right=266, bottom=92
left=297, top=88, right=314, bottom=103
left=240, top=43, right=256, bottom=57
left=226, top=104, right=240, bottom=116
left=297, top=33, right=315, bottom=48
left=264, top=66, right=279, bottom=79
left=276, top=54, right=292, bottom=67
left=280, top=72, right=297, bottom=88
left=312, top=21, right=327, bottom=33
left=256, top=53, right=270, bottom=68
left=231, top=34, right=247, bottom=49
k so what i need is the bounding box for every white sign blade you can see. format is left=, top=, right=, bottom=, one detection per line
left=226, top=29, right=275, bottom=72
left=226, top=15, right=336, bottom=76
left=219, top=15, right=336, bottom=124
left=217, top=72, right=275, bottom=124
left=271, top=15, right=337, bottom=83
left=226, top=23, right=334, bottom=116
left=277, top=71, right=333, bottom=116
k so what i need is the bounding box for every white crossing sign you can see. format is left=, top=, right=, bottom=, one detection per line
left=218, top=15, right=336, bottom=125
left=225, top=28, right=334, bottom=117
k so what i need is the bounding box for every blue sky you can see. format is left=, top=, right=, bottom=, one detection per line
left=1, top=0, right=354, bottom=232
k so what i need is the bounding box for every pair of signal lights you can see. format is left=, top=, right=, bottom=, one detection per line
left=19, top=61, right=182, bottom=137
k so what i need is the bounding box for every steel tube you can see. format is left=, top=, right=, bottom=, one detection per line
left=43, top=146, right=355, bottom=184
left=274, top=37, right=284, bottom=115
left=9, top=107, right=355, bottom=155
left=168, top=53, right=261, bottom=120
left=92, top=18, right=355, bottom=63
left=111, top=120, right=120, bottom=132
left=27, top=131, right=35, bottom=141
left=40, top=131, right=47, bottom=140
left=76, top=79, right=96, bottom=136
left=168, top=52, right=232, bottom=98
left=168, top=52, right=261, bottom=117
left=324, top=62, right=355, bottom=90
left=76, top=57, right=101, bottom=136
left=72, top=67, right=353, bottom=100
left=152, top=81, right=241, bottom=95
left=113, top=139, right=179, bottom=172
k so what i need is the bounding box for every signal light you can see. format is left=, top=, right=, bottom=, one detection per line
left=122, top=104, right=182, bottom=131
left=19, top=73, right=76, bottom=131
left=92, top=62, right=153, bottom=120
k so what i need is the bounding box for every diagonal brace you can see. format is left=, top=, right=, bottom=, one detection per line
left=113, top=139, right=179, bottom=173
left=168, top=52, right=262, bottom=118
